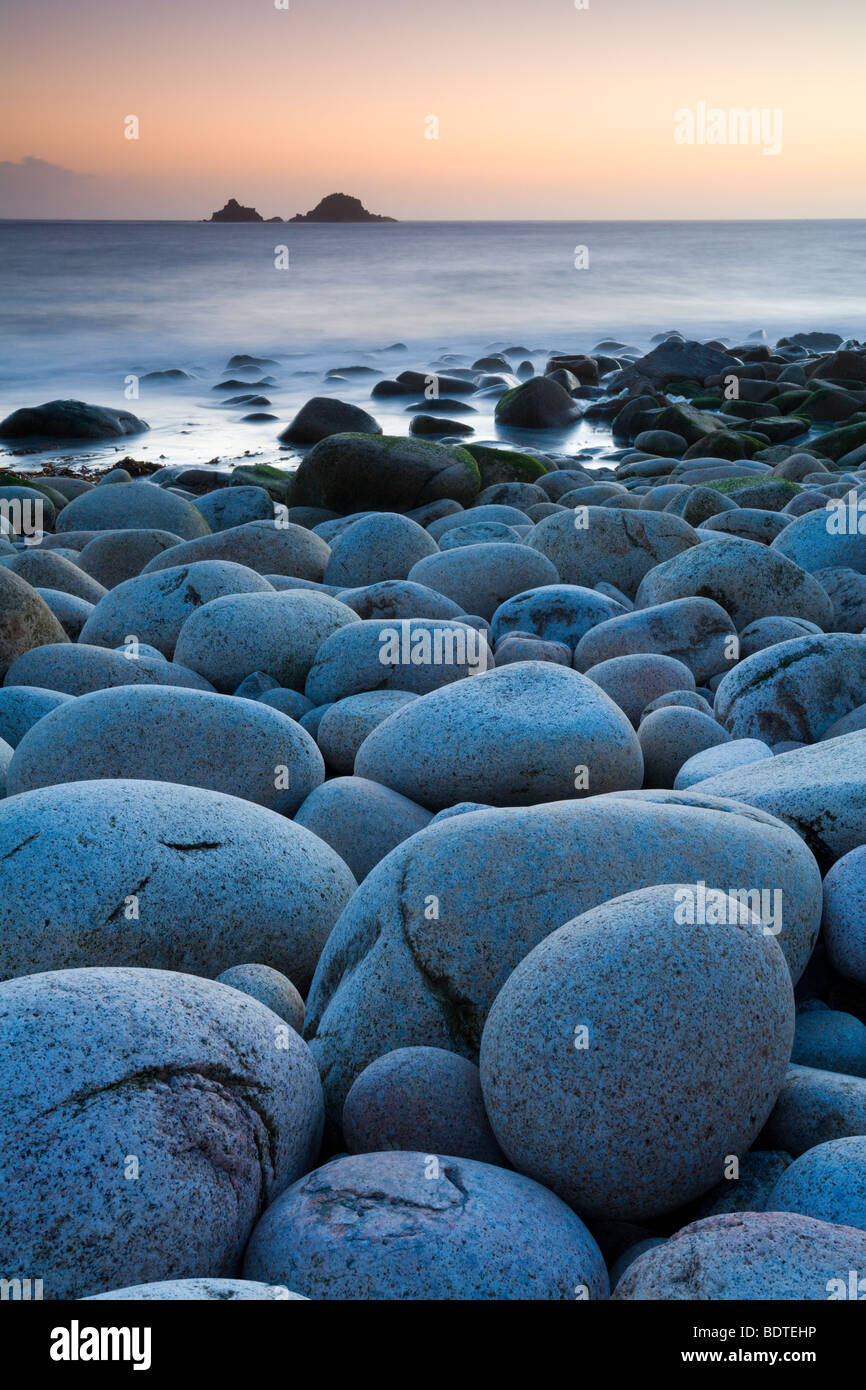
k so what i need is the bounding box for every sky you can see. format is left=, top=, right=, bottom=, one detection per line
left=1, top=0, right=864, bottom=219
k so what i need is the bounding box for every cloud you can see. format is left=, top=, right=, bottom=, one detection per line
left=0, top=156, right=96, bottom=217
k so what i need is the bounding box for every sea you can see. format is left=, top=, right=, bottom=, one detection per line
left=0, top=219, right=863, bottom=472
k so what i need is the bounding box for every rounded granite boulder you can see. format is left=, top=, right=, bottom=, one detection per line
left=0, top=684, right=72, bottom=747
left=4, top=641, right=214, bottom=695
left=0, top=567, right=70, bottom=678
left=342, top=1046, right=506, bottom=1164
left=764, top=1136, right=866, bottom=1233
left=304, top=618, right=493, bottom=705
left=86, top=1279, right=307, bottom=1300
left=714, top=634, right=866, bottom=744
left=526, top=508, right=700, bottom=598
left=574, top=597, right=737, bottom=687
left=0, top=779, right=356, bottom=988
left=2, top=549, right=107, bottom=604
left=291, top=434, right=481, bottom=512
left=0, top=966, right=324, bottom=1299
left=637, top=706, right=731, bottom=788
left=76, top=529, right=184, bottom=588
left=583, top=653, right=696, bottom=727
left=316, top=690, right=418, bottom=774
left=762, top=1065, right=866, bottom=1156
left=792, top=1007, right=866, bottom=1077
left=173, top=590, right=360, bottom=693
left=304, top=793, right=820, bottom=1122
left=7, top=684, right=325, bottom=815
left=408, top=543, right=558, bottom=621
left=139, top=520, right=330, bottom=582
left=634, top=535, right=833, bottom=628
left=293, top=775, right=432, bottom=882
left=216, top=963, right=305, bottom=1034
left=354, top=662, right=643, bottom=809
left=56, top=480, right=210, bottom=541
left=323, top=513, right=439, bottom=587
left=823, top=845, right=866, bottom=987
left=673, top=737, right=773, bottom=789
left=612, top=1212, right=866, bottom=1300
left=335, top=578, right=465, bottom=622
left=489, top=583, right=625, bottom=652
left=479, top=884, right=794, bottom=1221
left=78, top=560, right=274, bottom=658
left=243, top=1150, right=608, bottom=1300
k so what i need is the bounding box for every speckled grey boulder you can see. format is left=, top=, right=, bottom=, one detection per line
left=612, top=1212, right=866, bottom=1300
left=427, top=504, right=529, bottom=540
left=304, top=618, right=492, bottom=705
left=739, top=614, right=823, bottom=658
left=674, top=737, right=773, bottom=789
left=56, top=480, right=210, bottom=541
left=0, top=779, right=356, bottom=988
left=354, top=662, right=643, bottom=809
left=762, top=1066, right=866, bottom=1156
left=86, top=1279, right=306, bottom=1300
left=4, top=641, right=214, bottom=694
left=489, top=584, right=625, bottom=652
left=243, top=1151, right=608, bottom=1300
left=641, top=689, right=713, bottom=719
left=342, top=1047, right=506, bottom=1164
left=526, top=508, right=700, bottom=598
left=0, top=684, right=72, bottom=746
left=216, top=964, right=305, bottom=1034
left=139, top=520, right=330, bottom=581
left=257, top=687, right=314, bottom=721
left=700, top=508, right=791, bottom=544
left=7, top=684, right=324, bottom=814
left=690, top=1150, right=793, bottom=1220
left=304, top=794, right=820, bottom=1121
left=0, top=966, right=324, bottom=1299
left=194, top=486, right=273, bottom=533
left=76, top=529, right=184, bottom=587
left=316, top=690, right=418, bottom=774
left=696, top=730, right=866, bottom=871
left=793, top=1008, right=866, bottom=1077
left=2, top=550, right=107, bottom=604
left=574, top=597, right=736, bottom=687
left=816, top=566, right=866, bottom=633
left=0, top=567, right=70, bottom=678
left=714, top=634, right=866, bottom=743
left=638, top=706, right=731, bottom=788
left=323, top=513, right=439, bottom=588
left=408, top=543, right=557, bottom=621
left=583, top=653, right=696, bottom=726
left=79, top=560, right=274, bottom=657
left=335, top=578, right=465, bottom=622
left=34, top=588, right=94, bottom=640
left=634, top=536, right=833, bottom=628
left=771, top=506, right=866, bottom=574
left=765, top=1136, right=866, bottom=1233
left=439, top=522, right=523, bottom=549
left=294, top=776, right=432, bottom=882
left=823, top=845, right=866, bottom=986
left=480, top=884, right=793, bottom=1220
left=174, top=590, right=360, bottom=693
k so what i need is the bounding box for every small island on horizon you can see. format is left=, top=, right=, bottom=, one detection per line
left=207, top=192, right=396, bottom=223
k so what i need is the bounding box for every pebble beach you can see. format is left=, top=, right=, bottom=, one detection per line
left=2, top=324, right=866, bottom=1303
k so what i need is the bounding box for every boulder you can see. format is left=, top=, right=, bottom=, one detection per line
left=574, top=597, right=736, bottom=686
left=242, top=1151, right=607, bottom=1300
left=714, top=634, right=866, bottom=743
left=304, top=793, right=820, bottom=1120
left=79, top=560, right=274, bottom=657
left=0, top=567, right=70, bottom=678
left=56, top=481, right=209, bottom=540
left=1, top=550, right=107, bottom=604
left=765, top=1137, right=866, bottom=1234
left=323, top=513, right=438, bottom=587
left=638, top=707, right=730, bottom=788
left=7, top=685, right=325, bottom=815
left=0, top=966, right=323, bottom=1298
left=316, top=690, right=418, bottom=774
left=822, top=845, right=866, bottom=987
left=291, top=434, right=480, bottom=512
left=194, top=486, right=273, bottom=533
left=490, top=584, right=625, bottom=652
left=76, top=529, right=183, bottom=587
left=674, top=737, right=773, bottom=789
left=4, top=641, right=213, bottom=695
left=139, top=520, right=330, bottom=582
left=173, top=590, right=360, bottom=692
left=304, top=618, right=492, bottom=705
left=336, top=578, right=465, bottom=621
left=583, top=653, right=696, bottom=726
left=0, top=399, right=148, bottom=440
left=763, top=1066, right=866, bottom=1156
left=294, top=776, right=432, bottom=882
left=354, top=662, right=643, bottom=808
left=216, top=963, right=305, bottom=1034
left=494, top=377, right=580, bottom=429
left=0, top=685, right=72, bottom=747
left=527, top=509, right=700, bottom=599
left=408, top=543, right=558, bottom=620
left=635, top=536, right=833, bottom=628
left=0, top=779, right=356, bottom=988
left=612, top=1212, right=866, bottom=1300
left=342, top=1047, right=506, bottom=1165
left=279, top=397, right=381, bottom=445
left=480, top=884, right=793, bottom=1219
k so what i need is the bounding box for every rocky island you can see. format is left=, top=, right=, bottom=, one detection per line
left=289, top=192, right=396, bottom=223
left=208, top=198, right=265, bottom=223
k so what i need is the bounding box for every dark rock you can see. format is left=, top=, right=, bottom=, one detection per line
left=0, top=400, right=148, bottom=441
left=289, top=192, right=396, bottom=223
left=291, top=434, right=481, bottom=512
left=208, top=198, right=264, bottom=222
left=279, top=397, right=381, bottom=445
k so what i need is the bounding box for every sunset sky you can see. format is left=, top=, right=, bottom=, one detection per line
left=1, top=0, right=864, bottom=219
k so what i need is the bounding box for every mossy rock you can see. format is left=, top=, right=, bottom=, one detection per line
left=655, top=403, right=724, bottom=446
left=749, top=416, right=810, bottom=445
left=230, top=463, right=294, bottom=504
left=809, top=420, right=866, bottom=462
left=772, top=390, right=811, bottom=414
left=799, top=388, right=864, bottom=424
left=464, top=444, right=549, bottom=488
left=0, top=472, right=66, bottom=508
left=682, top=430, right=756, bottom=461
left=665, top=379, right=704, bottom=398
left=291, top=433, right=481, bottom=512
left=690, top=394, right=724, bottom=410
left=706, top=476, right=802, bottom=498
